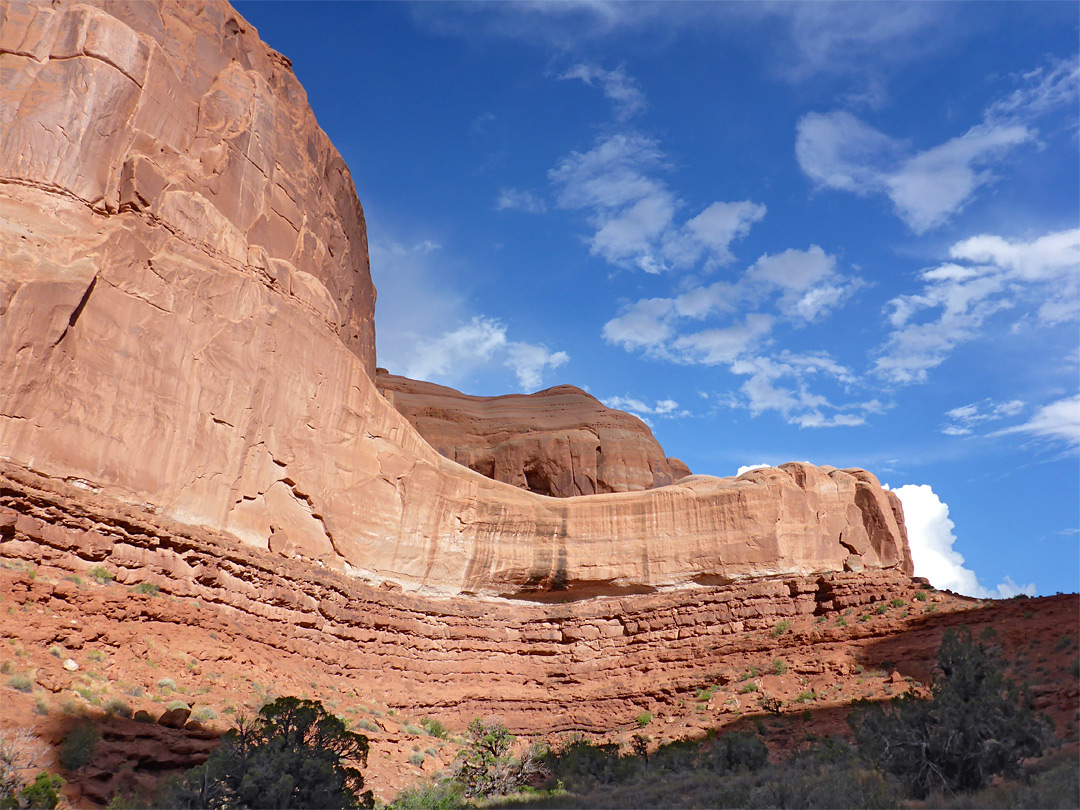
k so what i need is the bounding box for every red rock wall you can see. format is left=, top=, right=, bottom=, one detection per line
left=0, top=0, right=912, bottom=597
left=376, top=370, right=691, bottom=497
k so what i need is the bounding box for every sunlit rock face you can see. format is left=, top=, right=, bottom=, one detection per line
left=376, top=370, right=692, bottom=498
left=0, top=0, right=912, bottom=597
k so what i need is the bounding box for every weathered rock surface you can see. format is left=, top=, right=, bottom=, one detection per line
left=376, top=370, right=691, bottom=497
left=2, top=467, right=1077, bottom=803
left=0, top=0, right=910, bottom=599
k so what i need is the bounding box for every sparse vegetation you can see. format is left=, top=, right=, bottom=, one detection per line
left=159, top=696, right=373, bottom=809
left=421, top=718, right=447, bottom=739
left=105, top=698, right=133, bottom=718
left=132, top=582, right=160, bottom=596
left=166, top=700, right=190, bottom=712
left=448, top=717, right=545, bottom=799
left=913, top=590, right=928, bottom=601
left=891, top=598, right=905, bottom=608
left=409, top=751, right=425, bottom=766
left=88, top=566, right=114, bottom=585
left=7, top=673, right=33, bottom=693
left=739, top=682, right=759, bottom=694
left=59, top=723, right=99, bottom=770
left=194, top=707, right=218, bottom=722
left=851, top=626, right=1052, bottom=798
left=403, top=724, right=424, bottom=736
left=157, top=677, right=176, bottom=692
left=635, top=712, right=652, bottom=728
left=47, top=645, right=63, bottom=659
left=771, top=619, right=792, bottom=637
left=86, top=649, right=106, bottom=663
left=770, top=658, right=787, bottom=675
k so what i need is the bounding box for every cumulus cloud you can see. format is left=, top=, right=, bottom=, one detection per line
left=892, top=484, right=1036, bottom=598
left=797, top=112, right=1031, bottom=233
left=736, top=463, right=771, bottom=476
left=796, top=56, right=1076, bottom=232
left=561, top=63, right=646, bottom=121
left=992, top=394, right=1080, bottom=448
left=496, top=188, right=547, bottom=213
left=504, top=342, right=569, bottom=390
left=549, top=132, right=766, bottom=273
left=746, top=245, right=860, bottom=322
left=875, top=228, right=1080, bottom=383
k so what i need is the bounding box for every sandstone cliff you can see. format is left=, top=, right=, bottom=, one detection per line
left=0, top=0, right=912, bottom=597
left=376, top=370, right=691, bottom=498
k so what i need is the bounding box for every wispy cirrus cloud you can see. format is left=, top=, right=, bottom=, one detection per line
left=796, top=55, right=1078, bottom=233
left=875, top=228, right=1080, bottom=384
left=560, top=63, right=646, bottom=121
left=371, top=238, right=569, bottom=392
left=991, top=394, right=1080, bottom=449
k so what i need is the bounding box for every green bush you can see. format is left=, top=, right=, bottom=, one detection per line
left=770, top=659, right=787, bottom=675
left=409, top=751, right=425, bottom=766
left=47, top=646, right=63, bottom=659
left=913, top=590, right=928, bottom=601
left=194, top=707, right=217, bottom=722
left=7, top=673, right=33, bottom=693
left=166, top=701, right=190, bottom=712
left=105, top=698, right=133, bottom=719
left=59, top=723, right=99, bottom=770
left=450, top=717, right=545, bottom=799
left=158, top=696, right=373, bottom=809
left=88, top=567, right=114, bottom=585
left=157, top=678, right=175, bottom=692
left=635, top=711, right=652, bottom=728
left=739, top=682, right=758, bottom=694
left=403, top=724, right=424, bottom=736
left=771, top=619, right=792, bottom=637
left=421, top=717, right=447, bottom=739
left=388, top=780, right=464, bottom=810
left=851, top=626, right=1052, bottom=798
left=86, top=650, right=106, bottom=663
left=20, top=771, right=65, bottom=809
left=132, top=583, right=160, bottom=596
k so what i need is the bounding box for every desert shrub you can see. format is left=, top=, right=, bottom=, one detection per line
left=18, top=771, right=65, bottom=809
left=635, top=711, right=652, bottom=728
left=356, top=719, right=378, bottom=733
left=851, top=626, right=1052, bottom=798
left=166, top=701, right=190, bottom=712
left=927, top=756, right=1080, bottom=809
left=771, top=619, right=792, bottom=637
left=59, top=723, right=99, bottom=770
left=403, top=724, right=424, bottom=736
left=388, top=780, right=464, bottom=810
left=105, top=698, right=133, bottom=719
left=132, top=583, right=159, bottom=596
left=193, top=707, right=217, bottom=722
left=451, top=718, right=545, bottom=799
left=1, top=729, right=49, bottom=803
left=33, top=697, right=49, bottom=716
left=739, top=682, right=758, bottom=694
left=86, top=650, right=106, bottom=663
left=88, top=566, right=114, bottom=585
left=47, top=646, right=63, bottom=659
left=157, top=678, right=176, bottom=692
left=7, top=673, right=33, bottom=693
left=159, top=696, right=372, bottom=809
left=409, top=752, right=425, bottom=766
left=913, top=590, right=928, bottom=601
left=891, top=598, right=905, bottom=608
left=421, top=718, right=447, bottom=738
left=770, top=658, right=788, bottom=675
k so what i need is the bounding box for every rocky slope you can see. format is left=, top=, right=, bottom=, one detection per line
left=376, top=370, right=692, bottom=498
left=1, top=466, right=1076, bottom=803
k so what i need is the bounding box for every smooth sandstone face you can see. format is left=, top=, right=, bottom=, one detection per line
left=0, top=0, right=913, bottom=597
left=375, top=370, right=692, bottom=498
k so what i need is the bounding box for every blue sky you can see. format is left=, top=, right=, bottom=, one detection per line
left=235, top=1, right=1079, bottom=597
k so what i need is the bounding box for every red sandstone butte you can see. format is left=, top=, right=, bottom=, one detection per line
left=376, top=369, right=692, bottom=498
left=0, top=0, right=911, bottom=601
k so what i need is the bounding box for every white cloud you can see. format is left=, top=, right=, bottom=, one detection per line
left=496, top=188, right=547, bottom=213
left=796, top=56, right=1075, bottom=233
left=796, top=112, right=1032, bottom=233
left=746, top=245, right=860, bottom=322
left=875, top=228, right=1080, bottom=383
left=549, top=132, right=765, bottom=273
left=603, top=395, right=683, bottom=417
left=992, top=394, right=1080, bottom=448
left=672, top=314, right=775, bottom=365
left=371, top=237, right=570, bottom=393
left=892, top=484, right=1036, bottom=598
left=941, top=398, right=1026, bottom=436
left=602, top=297, right=676, bottom=351
left=736, top=463, right=770, bottom=476
left=504, top=342, right=569, bottom=390
left=561, top=63, right=646, bottom=121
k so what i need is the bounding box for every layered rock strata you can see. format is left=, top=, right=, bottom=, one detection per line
left=376, top=370, right=692, bottom=497
left=0, top=0, right=911, bottom=598
left=0, top=463, right=921, bottom=733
